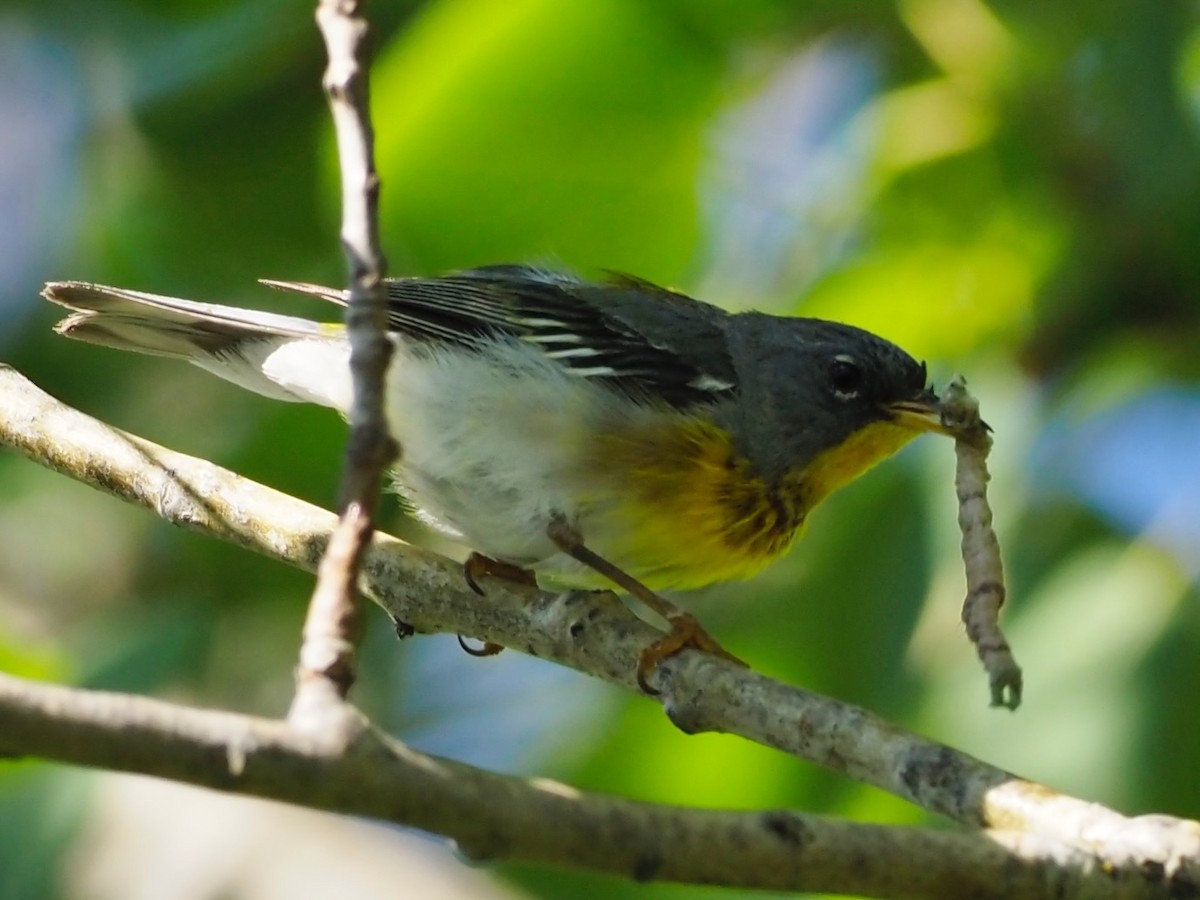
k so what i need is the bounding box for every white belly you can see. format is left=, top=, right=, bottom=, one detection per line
left=385, top=340, right=603, bottom=566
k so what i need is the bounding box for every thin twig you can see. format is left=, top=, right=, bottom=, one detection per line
left=293, top=0, right=397, bottom=725
left=2, top=364, right=1198, bottom=885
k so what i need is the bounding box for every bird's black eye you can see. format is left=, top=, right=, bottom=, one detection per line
left=829, top=354, right=864, bottom=400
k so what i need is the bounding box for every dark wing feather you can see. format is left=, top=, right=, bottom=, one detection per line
left=264, top=266, right=738, bottom=410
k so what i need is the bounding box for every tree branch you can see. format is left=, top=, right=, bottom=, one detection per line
left=1, top=363, right=1197, bottom=896
left=292, top=0, right=396, bottom=722
left=0, top=671, right=1169, bottom=898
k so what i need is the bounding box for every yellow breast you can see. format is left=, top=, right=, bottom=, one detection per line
left=575, top=414, right=921, bottom=592
left=576, top=417, right=803, bottom=590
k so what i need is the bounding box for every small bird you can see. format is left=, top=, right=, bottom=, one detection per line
left=43, top=266, right=950, bottom=690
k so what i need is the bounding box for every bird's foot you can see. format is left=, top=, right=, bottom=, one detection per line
left=637, top=611, right=747, bottom=695
left=544, top=514, right=745, bottom=694
left=458, top=552, right=539, bottom=658
left=463, top=551, right=538, bottom=595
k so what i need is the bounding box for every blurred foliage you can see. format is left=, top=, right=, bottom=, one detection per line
left=1, top=0, right=1199, bottom=898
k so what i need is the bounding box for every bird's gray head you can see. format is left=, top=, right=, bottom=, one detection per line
left=719, top=312, right=939, bottom=484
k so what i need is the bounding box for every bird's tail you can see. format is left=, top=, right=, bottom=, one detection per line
left=42, top=281, right=349, bottom=405
left=42, top=281, right=331, bottom=360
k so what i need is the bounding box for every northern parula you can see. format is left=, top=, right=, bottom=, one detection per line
left=43, top=266, right=951, bottom=689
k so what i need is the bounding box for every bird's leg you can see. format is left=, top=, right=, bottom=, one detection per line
left=458, top=552, right=539, bottom=658
left=546, top=515, right=746, bottom=693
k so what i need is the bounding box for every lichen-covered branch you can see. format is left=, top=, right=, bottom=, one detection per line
left=0, top=671, right=1178, bottom=899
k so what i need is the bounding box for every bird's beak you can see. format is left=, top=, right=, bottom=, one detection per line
left=887, top=392, right=956, bottom=436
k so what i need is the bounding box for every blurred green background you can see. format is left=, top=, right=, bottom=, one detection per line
left=2, top=0, right=1199, bottom=898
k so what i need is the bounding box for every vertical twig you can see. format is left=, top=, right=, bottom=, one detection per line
left=291, top=0, right=397, bottom=727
